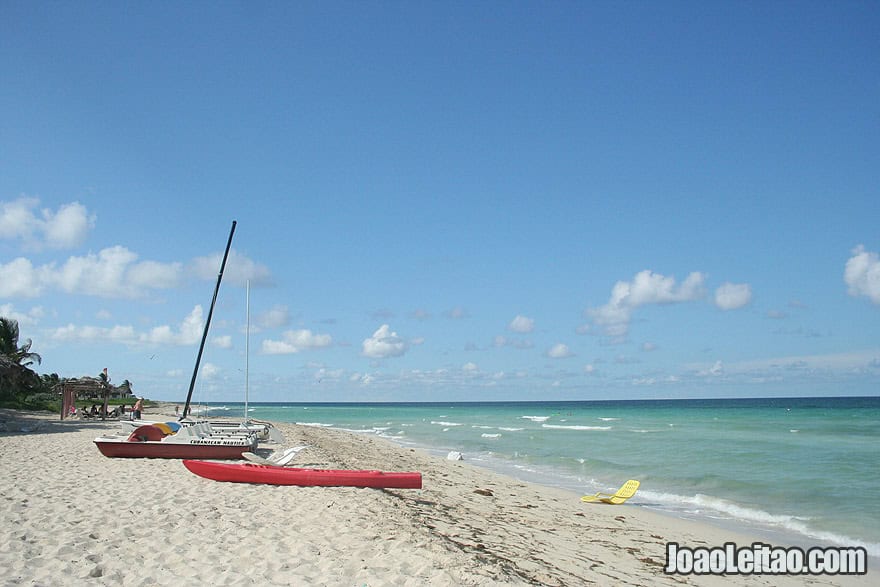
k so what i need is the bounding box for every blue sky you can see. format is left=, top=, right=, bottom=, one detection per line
left=1, top=1, right=878, bottom=402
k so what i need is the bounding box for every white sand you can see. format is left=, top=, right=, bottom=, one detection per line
left=0, top=408, right=872, bottom=586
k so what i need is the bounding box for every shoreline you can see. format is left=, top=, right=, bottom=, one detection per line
left=134, top=404, right=880, bottom=574
left=1, top=407, right=873, bottom=585
left=196, top=400, right=880, bottom=560
left=409, top=440, right=877, bottom=560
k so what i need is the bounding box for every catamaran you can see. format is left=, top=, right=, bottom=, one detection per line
left=116, top=279, right=283, bottom=443
left=95, top=221, right=268, bottom=458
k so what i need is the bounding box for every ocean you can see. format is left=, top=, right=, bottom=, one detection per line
left=200, top=396, right=880, bottom=557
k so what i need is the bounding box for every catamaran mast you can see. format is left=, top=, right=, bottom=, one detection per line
left=181, top=220, right=236, bottom=420
left=244, top=279, right=250, bottom=423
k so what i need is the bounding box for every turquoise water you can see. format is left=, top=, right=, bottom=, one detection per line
left=203, top=397, right=880, bottom=556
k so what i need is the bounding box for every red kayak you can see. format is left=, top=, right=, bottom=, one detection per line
left=183, top=459, right=422, bottom=489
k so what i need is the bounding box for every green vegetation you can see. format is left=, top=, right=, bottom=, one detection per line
left=0, top=317, right=139, bottom=412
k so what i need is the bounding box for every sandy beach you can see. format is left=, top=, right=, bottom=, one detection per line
left=0, top=406, right=872, bottom=586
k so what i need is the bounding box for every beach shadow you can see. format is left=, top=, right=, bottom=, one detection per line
left=0, top=408, right=118, bottom=436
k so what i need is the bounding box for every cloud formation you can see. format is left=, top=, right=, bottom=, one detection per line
left=0, top=197, right=95, bottom=250
left=48, top=306, right=204, bottom=346
left=493, top=335, right=534, bottom=349
left=587, top=270, right=706, bottom=340
left=0, top=247, right=183, bottom=299
left=546, top=343, right=574, bottom=358
left=261, top=329, right=332, bottom=354
left=192, top=249, right=272, bottom=286
left=212, top=335, right=233, bottom=349
left=257, top=305, right=290, bottom=330
left=0, top=246, right=271, bottom=300
left=508, top=315, right=534, bottom=333
left=845, top=245, right=880, bottom=304
left=0, top=258, right=48, bottom=298
left=0, top=303, right=44, bottom=326
left=139, top=306, right=204, bottom=345
left=714, top=282, right=752, bottom=310
left=362, top=324, right=408, bottom=359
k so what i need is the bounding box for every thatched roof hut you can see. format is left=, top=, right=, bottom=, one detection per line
left=55, top=377, right=133, bottom=399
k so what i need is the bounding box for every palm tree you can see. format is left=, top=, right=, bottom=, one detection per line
left=0, top=317, right=42, bottom=368
left=97, top=369, right=111, bottom=419
left=0, top=317, right=42, bottom=401
left=118, top=379, right=133, bottom=397
left=40, top=372, right=61, bottom=392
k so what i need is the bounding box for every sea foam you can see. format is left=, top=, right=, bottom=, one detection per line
left=643, top=490, right=880, bottom=558
left=542, top=424, right=612, bottom=431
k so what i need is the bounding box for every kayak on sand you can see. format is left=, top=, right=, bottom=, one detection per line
left=183, top=459, right=422, bottom=489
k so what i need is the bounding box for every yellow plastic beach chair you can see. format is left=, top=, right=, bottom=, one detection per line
left=581, top=480, right=640, bottom=505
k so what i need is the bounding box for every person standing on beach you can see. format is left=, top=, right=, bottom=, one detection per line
left=132, top=397, right=143, bottom=420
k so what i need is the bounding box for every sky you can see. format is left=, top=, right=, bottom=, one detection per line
left=1, top=1, right=878, bottom=403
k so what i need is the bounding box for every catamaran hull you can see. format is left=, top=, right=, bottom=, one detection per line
left=183, top=460, right=422, bottom=489
left=120, top=420, right=278, bottom=441
left=94, top=439, right=256, bottom=459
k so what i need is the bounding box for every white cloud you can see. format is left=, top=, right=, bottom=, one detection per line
left=587, top=270, right=706, bottom=340
left=261, top=329, right=332, bottom=354
left=191, top=249, right=271, bottom=286
left=43, top=201, right=95, bottom=249
left=462, top=362, right=479, bottom=372
left=46, top=306, right=204, bottom=347
left=313, top=367, right=345, bottom=383
left=0, top=197, right=39, bottom=242
left=688, top=350, right=880, bottom=381
left=0, top=197, right=95, bottom=250
left=546, top=343, right=574, bottom=358
left=257, top=305, right=290, bottom=329
left=845, top=245, right=880, bottom=304
left=127, top=260, right=184, bottom=289
left=492, top=335, right=533, bottom=349
left=212, top=335, right=233, bottom=349
left=0, top=304, right=44, bottom=326
left=575, top=323, right=593, bottom=335
left=54, top=245, right=137, bottom=296
left=200, top=363, right=220, bottom=379
left=140, top=306, right=204, bottom=345
left=1, top=246, right=184, bottom=300
left=714, top=282, right=752, bottom=310
left=50, top=323, right=138, bottom=344
left=361, top=324, right=408, bottom=359
left=624, top=270, right=705, bottom=306
left=0, top=258, right=48, bottom=297
left=508, top=315, right=535, bottom=333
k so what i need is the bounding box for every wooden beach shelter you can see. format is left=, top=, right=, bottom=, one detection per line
left=59, top=377, right=108, bottom=420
